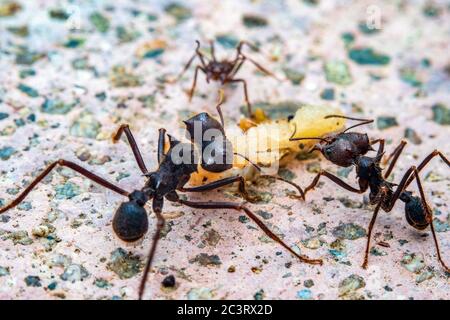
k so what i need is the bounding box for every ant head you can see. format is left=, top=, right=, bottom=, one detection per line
left=402, top=194, right=429, bottom=230
left=112, top=190, right=149, bottom=242
left=314, top=137, right=358, bottom=168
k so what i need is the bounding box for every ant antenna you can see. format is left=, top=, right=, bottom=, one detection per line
left=324, top=115, right=374, bottom=133
left=233, top=152, right=262, bottom=172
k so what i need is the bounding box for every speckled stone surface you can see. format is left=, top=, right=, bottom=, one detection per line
left=0, top=0, right=449, bottom=300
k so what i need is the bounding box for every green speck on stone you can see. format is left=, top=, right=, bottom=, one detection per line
left=71, top=57, right=89, bottom=70
left=17, top=201, right=32, bottom=211
left=15, top=48, right=44, bottom=65
left=401, top=253, right=426, bottom=274
left=70, top=112, right=101, bottom=139
left=239, top=215, right=249, bottom=223
left=341, top=32, right=355, bottom=47
left=332, top=223, right=366, bottom=240
left=377, top=116, right=398, bottom=130
left=24, top=276, right=41, bottom=287
left=55, top=182, right=81, bottom=200
left=90, top=12, right=110, bottom=33
left=404, top=128, right=422, bottom=145
left=187, top=287, right=213, bottom=300
left=60, top=264, right=90, bottom=283
left=64, top=37, right=85, bottom=48
left=278, top=168, right=296, bottom=181
left=399, top=67, right=422, bottom=87
left=116, top=26, right=140, bottom=43
left=164, top=3, right=192, bottom=22
left=338, top=274, right=365, bottom=299
left=370, top=247, right=387, bottom=256
left=49, top=8, right=69, bottom=20
left=17, top=83, right=39, bottom=97
left=242, top=14, right=268, bottom=28
left=14, top=118, right=25, bottom=127
left=7, top=25, right=28, bottom=37
left=116, top=172, right=130, bottom=182
left=107, top=248, right=143, bottom=279
left=304, top=279, right=314, bottom=288
left=6, top=231, right=33, bottom=245
left=41, top=98, right=76, bottom=114
left=200, top=229, right=221, bottom=247
left=216, top=34, right=239, bottom=49
left=254, top=289, right=264, bottom=300
left=189, top=253, right=222, bottom=267
left=303, top=0, right=319, bottom=5
left=95, top=92, right=107, bottom=101
left=416, top=267, right=435, bottom=283
left=110, top=66, right=142, bottom=88
left=338, top=197, right=363, bottom=209
left=0, top=146, right=15, bottom=160
left=421, top=58, right=431, bottom=68
left=431, top=103, right=450, bottom=125
left=320, top=88, right=335, bottom=100
left=143, top=48, right=164, bottom=59
left=324, top=61, right=352, bottom=85
left=94, top=278, right=111, bottom=289
left=433, top=216, right=450, bottom=232
left=256, top=210, right=273, bottom=220
left=0, top=113, right=9, bottom=121
left=306, top=162, right=321, bottom=173
left=0, top=1, right=21, bottom=17
left=0, top=266, right=10, bottom=276
left=358, top=21, right=380, bottom=35
left=297, top=289, right=312, bottom=300
left=137, top=94, right=156, bottom=109
left=349, top=47, right=390, bottom=66
left=301, top=236, right=324, bottom=249
left=422, top=2, right=441, bottom=18
left=283, top=68, right=305, bottom=85
left=47, top=281, right=57, bottom=290
left=19, top=69, right=36, bottom=79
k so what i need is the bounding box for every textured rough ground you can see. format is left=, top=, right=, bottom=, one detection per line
left=0, top=0, right=449, bottom=300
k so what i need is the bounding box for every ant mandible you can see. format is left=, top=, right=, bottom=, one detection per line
left=290, top=115, right=450, bottom=272
left=0, top=97, right=322, bottom=300
left=175, top=40, right=278, bottom=117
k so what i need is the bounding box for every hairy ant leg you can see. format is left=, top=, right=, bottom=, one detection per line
left=157, top=128, right=167, bottom=164
left=176, top=197, right=323, bottom=266
left=303, top=170, right=366, bottom=198
left=113, top=124, right=148, bottom=174
left=410, top=168, right=449, bottom=272
left=138, top=208, right=165, bottom=300
left=0, top=160, right=128, bottom=214
left=228, top=78, right=251, bottom=117
left=188, top=66, right=207, bottom=102
left=383, top=140, right=407, bottom=179
left=362, top=198, right=384, bottom=269
left=405, top=150, right=450, bottom=189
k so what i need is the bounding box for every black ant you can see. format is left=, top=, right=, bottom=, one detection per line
left=0, top=95, right=321, bottom=300
left=290, top=115, right=450, bottom=271
left=175, top=40, right=278, bottom=117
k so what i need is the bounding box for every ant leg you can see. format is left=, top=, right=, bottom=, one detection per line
left=175, top=41, right=206, bottom=82
left=209, top=40, right=216, bottom=61
left=405, top=150, right=450, bottom=189
left=362, top=200, right=383, bottom=269
left=188, top=66, right=206, bottom=102
left=228, top=79, right=252, bottom=117
left=411, top=168, right=449, bottom=272
left=239, top=53, right=278, bottom=79
left=258, top=175, right=305, bottom=201
left=112, top=124, right=148, bottom=174
left=179, top=175, right=258, bottom=203
left=157, top=128, right=166, bottom=164
left=176, top=198, right=323, bottom=265
left=215, top=89, right=225, bottom=127
left=0, top=160, right=129, bottom=214
left=138, top=209, right=165, bottom=300
left=383, top=140, right=407, bottom=179
left=303, top=170, right=365, bottom=198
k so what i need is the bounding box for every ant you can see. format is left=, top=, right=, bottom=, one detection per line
left=290, top=115, right=450, bottom=271
left=175, top=40, right=278, bottom=117
left=0, top=94, right=321, bottom=300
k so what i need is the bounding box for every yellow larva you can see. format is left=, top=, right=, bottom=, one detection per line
left=187, top=104, right=346, bottom=186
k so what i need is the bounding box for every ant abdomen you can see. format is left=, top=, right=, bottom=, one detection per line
left=402, top=194, right=429, bottom=230
left=113, top=201, right=149, bottom=242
